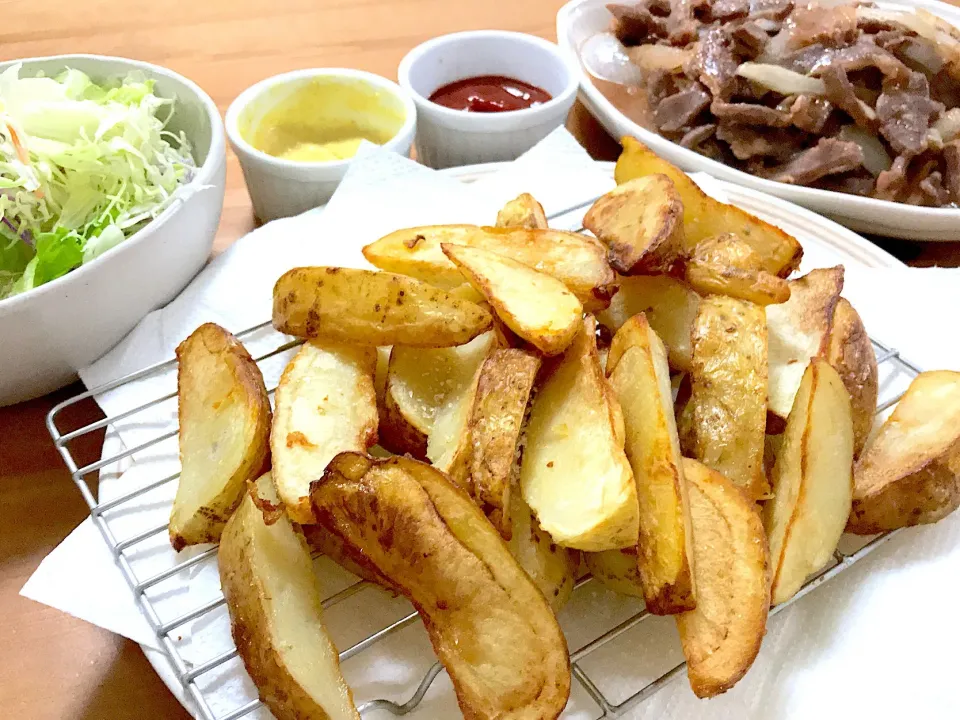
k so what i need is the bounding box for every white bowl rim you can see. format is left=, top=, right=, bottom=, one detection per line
left=0, top=53, right=226, bottom=315
left=397, top=30, right=580, bottom=125
left=223, top=67, right=418, bottom=171
left=556, top=0, right=960, bottom=227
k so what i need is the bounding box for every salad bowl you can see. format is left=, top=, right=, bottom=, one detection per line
left=0, top=55, right=226, bottom=405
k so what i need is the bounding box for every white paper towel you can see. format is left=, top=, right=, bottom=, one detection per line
left=21, top=127, right=960, bottom=720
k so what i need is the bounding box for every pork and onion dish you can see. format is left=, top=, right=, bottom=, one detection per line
left=592, top=0, right=960, bottom=207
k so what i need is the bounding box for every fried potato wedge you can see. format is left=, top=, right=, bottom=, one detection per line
left=598, top=274, right=700, bottom=372
left=468, top=348, right=541, bottom=538
left=443, top=244, right=583, bottom=356
left=273, top=266, right=492, bottom=347
left=362, top=225, right=617, bottom=310
left=605, top=315, right=696, bottom=614
left=765, top=359, right=853, bottom=605
left=827, top=298, right=878, bottom=457
left=380, top=333, right=495, bottom=459
left=766, top=267, right=844, bottom=424
left=171, top=323, right=271, bottom=551
left=311, top=453, right=571, bottom=720
left=683, top=236, right=790, bottom=305
left=520, top=316, right=638, bottom=551
left=615, top=137, right=803, bottom=277
left=676, top=459, right=770, bottom=699
left=271, top=341, right=378, bottom=523
left=583, top=174, right=685, bottom=275
left=690, top=296, right=770, bottom=500
left=496, top=193, right=549, bottom=229
left=300, top=522, right=398, bottom=592
left=507, top=491, right=579, bottom=612
left=585, top=546, right=645, bottom=598
left=220, top=474, right=359, bottom=720
left=848, top=371, right=960, bottom=534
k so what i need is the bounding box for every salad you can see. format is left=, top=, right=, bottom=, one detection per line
left=0, top=63, right=198, bottom=300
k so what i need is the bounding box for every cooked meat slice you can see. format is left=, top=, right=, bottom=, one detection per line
left=711, top=100, right=792, bottom=127
left=945, top=141, right=960, bottom=203
left=787, top=4, right=858, bottom=50
left=822, top=64, right=878, bottom=130
left=767, top=138, right=864, bottom=185
left=919, top=171, right=950, bottom=206
left=680, top=123, right=718, bottom=148
left=609, top=2, right=669, bottom=45
left=785, top=39, right=910, bottom=79
left=750, top=0, right=794, bottom=22
left=874, top=154, right=910, bottom=201
left=655, top=83, right=712, bottom=132
left=790, top=95, right=835, bottom=133
left=930, top=69, right=960, bottom=109
left=814, top=170, right=876, bottom=196
left=729, top=21, right=771, bottom=59
left=901, top=158, right=940, bottom=205
left=716, top=124, right=802, bottom=160
left=710, top=0, right=750, bottom=21
left=695, top=27, right=739, bottom=98
left=876, top=72, right=944, bottom=156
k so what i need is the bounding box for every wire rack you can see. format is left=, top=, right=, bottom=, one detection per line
left=45, top=223, right=922, bottom=720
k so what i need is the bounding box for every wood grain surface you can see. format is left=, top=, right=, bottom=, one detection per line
left=1, top=1, right=958, bottom=719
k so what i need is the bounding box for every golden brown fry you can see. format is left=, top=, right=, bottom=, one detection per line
left=496, top=193, right=549, bottom=229
left=848, top=371, right=960, bottom=534
left=584, top=174, right=685, bottom=275
left=584, top=546, right=646, bottom=598
left=362, top=225, right=617, bottom=310
left=689, top=296, right=769, bottom=501
left=171, top=323, right=271, bottom=551
left=615, top=137, right=803, bottom=277
left=683, top=235, right=790, bottom=306
left=827, top=298, right=878, bottom=457
left=442, top=243, right=583, bottom=356
left=676, top=459, right=770, bottom=699
left=273, top=266, right=492, bottom=347
left=311, top=453, right=571, bottom=720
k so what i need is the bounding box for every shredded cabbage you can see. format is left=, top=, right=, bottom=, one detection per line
left=0, top=63, right=198, bottom=299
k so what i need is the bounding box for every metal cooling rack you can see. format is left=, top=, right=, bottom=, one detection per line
left=45, top=219, right=923, bottom=720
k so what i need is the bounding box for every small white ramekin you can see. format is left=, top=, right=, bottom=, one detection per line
left=398, top=31, right=579, bottom=169
left=225, top=68, right=417, bottom=221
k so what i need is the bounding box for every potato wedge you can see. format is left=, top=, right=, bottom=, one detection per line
left=766, top=266, right=844, bottom=424
left=220, top=474, right=359, bottom=720
left=848, top=371, right=960, bottom=534
left=615, top=137, right=803, bottom=277
left=690, top=296, right=770, bottom=500
left=584, top=547, right=645, bottom=598
left=271, top=341, right=378, bottom=523
left=764, top=359, right=854, bottom=605
left=496, top=193, right=549, bottom=229
left=507, top=491, right=579, bottom=612
left=380, top=332, right=495, bottom=459
left=583, top=174, right=685, bottom=275
left=520, top=316, right=638, bottom=551
left=300, top=522, right=399, bottom=592
left=310, top=453, right=571, bottom=720
left=605, top=314, right=696, bottom=614
left=362, top=225, right=617, bottom=310
left=683, top=236, right=790, bottom=306
left=676, top=458, right=770, bottom=699
left=171, top=323, right=271, bottom=551
left=273, top=266, right=492, bottom=347
left=597, top=274, right=700, bottom=372
left=442, top=244, right=583, bottom=356
left=827, top=298, right=878, bottom=457
left=468, top=348, right=541, bottom=538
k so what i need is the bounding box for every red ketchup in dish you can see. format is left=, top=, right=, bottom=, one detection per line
left=428, top=75, right=552, bottom=112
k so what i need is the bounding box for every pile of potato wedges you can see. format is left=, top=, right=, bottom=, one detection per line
left=166, top=141, right=960, bottom=720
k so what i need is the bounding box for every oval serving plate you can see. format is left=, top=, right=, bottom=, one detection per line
left=95, top=159, right=902, bottom=720
left=557, top=0, right=960, bottom=241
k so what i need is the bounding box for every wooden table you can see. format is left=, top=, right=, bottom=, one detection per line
left=1, top=2, right=959, bottom=718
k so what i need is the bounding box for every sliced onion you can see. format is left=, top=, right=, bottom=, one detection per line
left=628, top=44, right=693, bottom=73
left=580, top=32, right=643, bottom=86
left=838, top=124, right=892, bottom=177
left=737, top=63, right=827, bottom=96
left=858, top=7, right=960, bottom=64
left=900, top=38, right=945, bottom=74
left=933, top=108, right=960, bottom=143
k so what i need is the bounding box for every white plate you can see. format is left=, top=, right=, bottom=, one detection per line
left=557, top=0, right=960, bottom=241
left=98, top=160, right=900, bottom=719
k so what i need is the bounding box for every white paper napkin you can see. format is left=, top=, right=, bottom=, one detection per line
left=22, top=127, right=960, bottom=719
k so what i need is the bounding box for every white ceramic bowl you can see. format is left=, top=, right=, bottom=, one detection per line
left=398, top=31, right=579, bottom=168
left=558, top=0, right=960, bottom=240
left=225, top=69, right=417, bottom=221
left=0, top=55, right=226, bottom=406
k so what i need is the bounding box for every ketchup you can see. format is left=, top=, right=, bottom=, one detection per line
left=428, top=75, right=552, bottom=112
